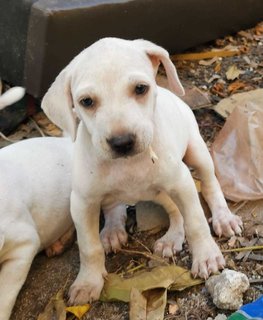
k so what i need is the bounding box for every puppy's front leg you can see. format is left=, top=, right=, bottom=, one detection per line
left=169, top=163, right=225, bottom=279
left=184, top=136, right=243, bottom=237
left=69, top=191, right=107, bottom=304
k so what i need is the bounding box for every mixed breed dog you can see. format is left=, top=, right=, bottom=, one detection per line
left=0, top=38, right=243, bottom=319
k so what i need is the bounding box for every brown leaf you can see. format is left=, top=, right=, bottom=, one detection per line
left=100, top=265, right=203, bottom=302
left=255, top=22, right=263, bottom=35
left=129, top=287, right=147, bottom=320
left=211, top=82, right=226, bottom=98
left=37, top=289, right=66, bottom=320
left=227, top=81, right=246, bottom=93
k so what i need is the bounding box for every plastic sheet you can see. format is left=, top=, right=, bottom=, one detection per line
left=227, top=295, right=263, bottom=319
left=211, top=102, right=263, bottom=202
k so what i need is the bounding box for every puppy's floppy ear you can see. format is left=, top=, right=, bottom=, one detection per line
left=41, top=68, right=77, bottom=141
left=134, top=39, right=185, bottom=97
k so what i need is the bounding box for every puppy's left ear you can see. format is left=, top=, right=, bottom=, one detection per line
left=134, top=39, right=185, bottom=96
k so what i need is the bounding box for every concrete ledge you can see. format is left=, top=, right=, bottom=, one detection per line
left=1, top=0, right=263, bottom=97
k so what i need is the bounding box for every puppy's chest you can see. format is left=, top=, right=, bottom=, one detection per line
left=103, top=160, right=159, bottom=204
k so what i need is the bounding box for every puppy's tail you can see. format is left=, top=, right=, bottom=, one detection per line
left=0, top=87, right=25, bottom=110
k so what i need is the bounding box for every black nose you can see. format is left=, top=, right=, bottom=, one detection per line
left=107, top=133, right=136, bottom=156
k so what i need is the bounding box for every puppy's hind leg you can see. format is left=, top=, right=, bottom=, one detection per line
left=45, top=225, right=75, bottom=257
left=100, top=204, right=128, bottom=254
left=153, top=191, right=185, bottom=257
left=0, top=225, right=40, bottom=320
left=184, top=135, right=242, bottom=237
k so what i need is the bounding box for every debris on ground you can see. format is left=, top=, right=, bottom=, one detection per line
left=205, top=269, right=250, bottom=310
left=0, top=21, right=262, bottom=320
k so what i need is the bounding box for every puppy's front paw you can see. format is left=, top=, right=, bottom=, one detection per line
left=68, top=271, right=106, bottom=304
left=100, top=225, right=128, bottom=254
left=154, top=228, right=185, bottom=257
left=212, top=210, right=243, bottom=237
left=191, top=238, right=225, bottom=279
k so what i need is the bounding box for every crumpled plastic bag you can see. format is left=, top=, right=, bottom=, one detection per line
left=227, top=295, right=263, bottom=319
left=211, top=102, right=263, bottom=202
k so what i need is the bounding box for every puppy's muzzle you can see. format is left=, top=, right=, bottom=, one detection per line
left=107, top=133, right=136, bottom=157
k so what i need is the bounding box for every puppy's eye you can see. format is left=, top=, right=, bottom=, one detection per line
left=80, top=97, right=94, bottom=108
left=135, top=84, right=149, bottom=96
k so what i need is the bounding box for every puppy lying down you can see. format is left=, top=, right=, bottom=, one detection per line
left=0, top=137, right=73, bottom=320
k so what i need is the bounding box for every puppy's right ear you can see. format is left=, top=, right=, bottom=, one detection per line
left=41, top=69, right=77, bottom=141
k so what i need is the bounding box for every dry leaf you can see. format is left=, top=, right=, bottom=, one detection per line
left=100, top=265, right=203, bottom=302
left=172, top=48, right=239, bottom=61
left=227, top=81, right=246, bottom=93
left=255, top=23, right=263, bottom=35
left=226, top=65, right=243, bottom=81
left=66, top=304, right=91, bottom=319
left=129, top=287, right=167, bottom=320
left=181, top=87, right=211, bottom=110
left=214, top=62, right=221, bottom=73
left=211, top=82, right=226, bottom=98
left=129, top=287, right=147, bottom=320
left=37, top=289, right=66, bottom=320
left=199, top=57, right=218, bottom=66
left=213, top=89, right=263, bottom=119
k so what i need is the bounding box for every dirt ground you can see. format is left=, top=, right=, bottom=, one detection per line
left=1, top=22, right=263, bottom=320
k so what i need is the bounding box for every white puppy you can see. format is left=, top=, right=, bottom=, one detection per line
left=0, top=137, right=74, bottom=320
left=42, top=38, right=242, bottom=304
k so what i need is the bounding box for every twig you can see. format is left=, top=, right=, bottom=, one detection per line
left=222, top=245, right=263, bottom=253
left=231, top=200, right=248, bottom=214
left=119, top=248, right=169, bottom=265
left=129, top=234, right=152, bottom=253
left=0, top=131, right=19, bottom=143
left=249, top=278, right=263, bottom=284
left=30, top=117, right=46, bottom=137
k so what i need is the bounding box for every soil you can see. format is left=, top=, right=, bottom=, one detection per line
left=1, top=22, right=262, bottom=320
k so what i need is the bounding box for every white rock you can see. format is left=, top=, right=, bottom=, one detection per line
left=207, top=314, right=227, bottom=320
left=214, top=315, right=227, bottom=320
left=205, top=269, right=249, bottom=310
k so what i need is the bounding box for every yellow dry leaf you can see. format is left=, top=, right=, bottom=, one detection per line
left=100, top=265, right=203, bottom=302
left=66, top=304, right=91, bottom=319
left=226, top=65, right=243, bottom=80
left=172, top=48, right=239, bottom=61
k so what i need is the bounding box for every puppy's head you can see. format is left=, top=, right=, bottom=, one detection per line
left=41, top=38, right=184, bottom=160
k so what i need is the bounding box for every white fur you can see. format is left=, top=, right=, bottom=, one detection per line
left=0, top=87, right=25, bottom=109
left=42, top=38, right=242, bottom=304
left=0, top=137, right=73, bottom=320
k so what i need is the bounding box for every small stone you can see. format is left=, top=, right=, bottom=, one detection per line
left=214, top=314, right=227, bottom=320
left=205, top=269, right=250, bottom=310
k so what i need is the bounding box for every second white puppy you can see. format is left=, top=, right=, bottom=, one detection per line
left=0, top=137, right=74, bottom=320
